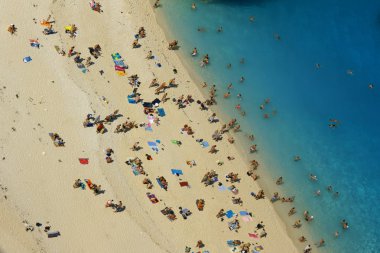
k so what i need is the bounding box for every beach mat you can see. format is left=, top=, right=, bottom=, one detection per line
left=171, top=169, right=183, bottom=175
left=157, top=108, right=166, bottom=117
left=179, top=181, right=189, bottom=187
left=23, top=56, right=32, bottom=63
left=201, top=141, right=209, bottom=148
left=79, top=158, right=89, bottom=164
left=225, top=210, right=235, bottom=218
left=47, top=231, right=60, bottom=238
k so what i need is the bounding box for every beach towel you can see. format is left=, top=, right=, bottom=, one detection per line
left=111, top=53, right=121, bottom=60
left=30, top=39, right=40, bottom=48
left=116, top=70, right=126, bottom=76
left=248, top=233, right=259, bottom=239
left=23, top=56, right=32, bottom=63
left=127, top=95, right=136, bottom=104
left=171, top=140, right=180, bottom=145
left=201, top=141, right=209, bottom=148
left=218, top=185, right=227, bottom=191
left=242, top=216, right=253, bottom=222
left=145, top=125, right=153, bottom=131
left=171, top=169, right=183, bottom=175
left=226, top=240, right=235, bottom=247
left=225, top=210, right=235, bottom=219
left=179, top=181, right=189, bottom=187
left=239, top=211, right=249, bottom=216
left=147, top=193, right=159, bottom=204
left=114, top=65, right=125, bottom=71
left=156, top=178, right=165, bottom=189
left=157, top=108, right=166, bottom=117
left=79, top=158, right=89, bottom=164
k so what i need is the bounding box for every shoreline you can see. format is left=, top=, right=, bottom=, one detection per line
left=0, top=0, right=299, bottom=252
left=152, top=2, right=320, bottom=252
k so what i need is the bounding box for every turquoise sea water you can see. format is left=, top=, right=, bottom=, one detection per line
left=157, top=0, right=380, bottom=252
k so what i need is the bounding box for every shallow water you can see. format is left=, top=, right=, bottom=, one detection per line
left=157, top=0, right=380, bottom=252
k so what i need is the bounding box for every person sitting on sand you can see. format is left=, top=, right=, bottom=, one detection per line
left=105, top=199, right=114, bottom=208
left=146, top=50, right=153, bottom=59
left=196, top=240, right=204, bottom=248
left=132, top=39, right=140, bottom=48
left=114, top=201, right=124, bottom=212
left=73, top=179, right=83, bottom=188
left=7, top=24, right=16, bottom=34
left=93, top=184, right=102, bottom=195
left=153, top=0, right=160, bottom=8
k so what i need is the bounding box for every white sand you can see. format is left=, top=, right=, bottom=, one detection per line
left=0, top=0, right=298, bottom=252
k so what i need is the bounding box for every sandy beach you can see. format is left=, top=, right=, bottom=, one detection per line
left=0, top=0, right=298, bottom=252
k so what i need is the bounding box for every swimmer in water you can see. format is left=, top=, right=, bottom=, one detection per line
left=191, top=3, right=196, bottom=9
left=197, top=27, right=206, bottom=32
left=346, top=69, right=353, bottom=75
left=217, top=26, right=223, bottom=33
left=315, top=189, right=321, bottom=196
left=334, top=231, right=339, bottom=238
left=274, top=33, right=281, bottom=40
left=315, top=63, right=321, bottom=69
left=249, top=16, right=255, bottom=22
left=309, top=174, right=318, bottom=181
left=192, top=47, right=198, bottom=56
left=294, top=155, right=301, bottom=161
left=369, top=83, right=374, bottom=89
left=240, top=76, right=245, bottom=83
left=260, top=104, right=264, bottom=110
left=240, top=58, right=245, bottom=64
left=227, top=63, right=232, bottom=69
left=237, top=93, right=242, bottom=99
left=227, top=83, right=233, bottom=89
left=224, top=92, right=231, bottom=98
left=327, top=185, right=333, bottom=192
left=235, top=104, right=241, bottom=110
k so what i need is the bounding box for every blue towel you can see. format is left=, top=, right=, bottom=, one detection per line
left=145, top=126, right=153, bottom=132
left=156, top=178, right=164, bottom=188
left=171, top=169, right=183, bottom=175
left=157, top=108, right=165, bottom=117
left=225, top=210, right=235, bottom=218
left=23, top=56, right=32, bottom=63
left=114, top=60, right=125, bottom=66
left=201, top=141, right=209, bottom=148
left=147, top=141, right=157, bottom=147
left=239, top=211, right=249, bottom=216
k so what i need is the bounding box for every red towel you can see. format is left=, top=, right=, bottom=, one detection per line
left=114, top=65, right=125, bottom=71
left=248, top=233, right=259, bottom=238
left=79, top=158, right=89, bottom=164
left=179, top=181, right=189, bottom=187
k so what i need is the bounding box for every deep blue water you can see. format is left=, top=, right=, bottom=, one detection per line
left=157, top=0, right=380, bottom=252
